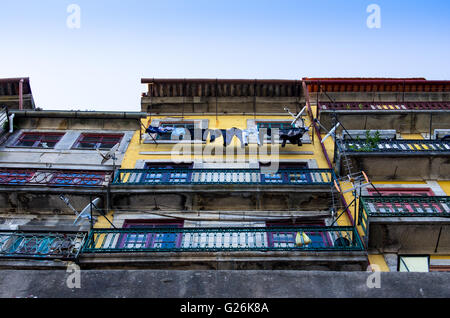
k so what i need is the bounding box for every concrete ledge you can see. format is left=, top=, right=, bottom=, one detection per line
left=0, top=270, right=450, bottom=298
left=78, top=251, right=368, bottom=271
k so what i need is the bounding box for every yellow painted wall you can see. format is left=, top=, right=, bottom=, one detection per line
left=438, top=181, right=450, bottom=195
left=120, top=113, right=354, bottom=227
left=368, top=254, right=390, bottom=272
left=400, top=134, right=424, bottom=140
left=122, top=115, right=333, bottom=170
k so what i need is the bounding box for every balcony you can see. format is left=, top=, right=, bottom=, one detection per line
left=0, top=231, right=86, bottom=261
left=83, top=226, right=363, bottom=253
left=317, top=102, right=450, bottom=134
left=113, top=168, right=334, bottom=186
left=320, top=101, right=450, bottom=111
left=80, top=226, right=367, bottom=270
left=357, top=196, right=450, bottom=254
left=110, top=169, right=335, bottom=212
left=0, top=169, right=111, bottom=188
left=340, top=139, right=450, bottom=154
left=336, top=140, right=450, bottom=180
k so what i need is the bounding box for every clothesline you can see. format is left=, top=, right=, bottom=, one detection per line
left=146, top=125, right=310, bottom=147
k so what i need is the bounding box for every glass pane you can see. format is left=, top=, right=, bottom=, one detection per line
left=399, top=257, right=429, bottom=272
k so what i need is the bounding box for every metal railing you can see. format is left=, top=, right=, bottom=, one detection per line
left=0, top=231, right=87, bottom=260
left=339, top=139, right=450, bottom=154
left=0, top=108, right=7, bottom=133
left=359, top=196, right=450, bottom=218
left=319, top=102, right=450, bottom=111
left=0, top=169, right=111, bottom=187
left=112, top=168, right=334, bottom=186
left=82, top=226, right=364, bottom=253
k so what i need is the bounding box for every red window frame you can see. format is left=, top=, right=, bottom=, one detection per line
left=72, top=133, right=123, bottom=150
left=13, top=132, right=64, bottom=148
left=368, top=188, right=442, bottom=214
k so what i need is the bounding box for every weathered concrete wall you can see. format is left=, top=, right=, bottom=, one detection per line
left=0, top=191, right=105, bottom=215
left=341, top=156, right=450, bottom=181
left=318, top=111, right=450, bottom=134
left=110, top=190, right=331, bottom=212
left=142, top=97, right=305, bottom=114
left=368, top=221, right=450, bottom=254
left=78, top=252, right=367, bottom=271
left=0, top=128, right=135, bottom=170
left=311, top=92, right=450, bottom=103
left=0, top=270, right=449, bottom=298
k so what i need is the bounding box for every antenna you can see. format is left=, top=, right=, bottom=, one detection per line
left=284, top=106, right=307, bottom=127
left=321, top=123, right=340, bottom=144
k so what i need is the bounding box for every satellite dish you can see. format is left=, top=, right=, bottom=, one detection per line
left=96, top=143, right=120, bottom=165
left=59, top=195, right=101, bottom=225
left=74, top=197, right=102, bottom=225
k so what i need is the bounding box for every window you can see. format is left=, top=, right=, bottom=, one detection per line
left=260, top=163, right=311, bottom=184
left=157, top=122, right=195, bottom=141
left=429, top=257, right=450, bottom=272
left=13, top=132, right=64, bottom=148
left=73, top=134, right=123, bottom=150
left=256, top=122, right=292, bottom=131
left=368, top=188, right=435, bottom=196
left=117, top=220, right=184, bottom=249
left=142, top=163, right=193, bottom=184
left=266, top=221, right=333, bottom=248
left=398, top=256, right=429, bottom=272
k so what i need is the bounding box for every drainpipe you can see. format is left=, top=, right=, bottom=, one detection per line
left=302, top=80, right=355, bottom=225
left=19, top=79, right=24, bottom=110
left=8, top=113, right=15, bottom=133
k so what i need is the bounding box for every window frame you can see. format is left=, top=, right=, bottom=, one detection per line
left=156, top=122, right=196, bottom=141
left=117, top=220, right=184, bottom=250
left=145, top=119, right=208, bottom=144
left=72, top=133, right=124, bottom=150
left=398, top=255, right=430, bottom=272
left=265, top=221, right=332, bottom=249
left=141, top=163, right=194, bottom=184
left=12, top=132, right=65, bottom=149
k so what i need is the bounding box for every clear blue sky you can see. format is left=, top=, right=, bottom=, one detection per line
left=1, top=0, right=449, bottom=111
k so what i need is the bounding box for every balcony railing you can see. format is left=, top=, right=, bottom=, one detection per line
left=112, top=168, right=334, bottom=186
left=339, top=139, right=450, bottom=154
left=82, top=226, right=364, bottom=253
left=0, top=231, right=87, bottom=260
left=319, top=102, right=450, bottom=111
left=0, top=169, right=111, bottom=187
left=358, top=196, right=450, bottom=236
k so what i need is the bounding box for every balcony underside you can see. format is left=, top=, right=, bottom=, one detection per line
left=339, top=155, right=450, bottom=181
left=110, top=188, right=332, bottom=212
left=368, top=220, right=450, bottom=254
left=318, top=110, right=450, bottom=134
left=79, top=251, right=368, bottom=271
left=0, top=190, right=105, bottom=215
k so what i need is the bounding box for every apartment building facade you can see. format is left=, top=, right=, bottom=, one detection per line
left=1, top=77, right=449, bottom=275
left=304, top=78, right=450, bottom=272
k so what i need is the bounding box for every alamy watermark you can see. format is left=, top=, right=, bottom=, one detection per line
left=367, top=4, right=381, bottom=29
left=67, top=4, right=81, bottom=29
left=366, top=264, right=381, bottom=289
left=66, top=262, right=81, bottom=289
